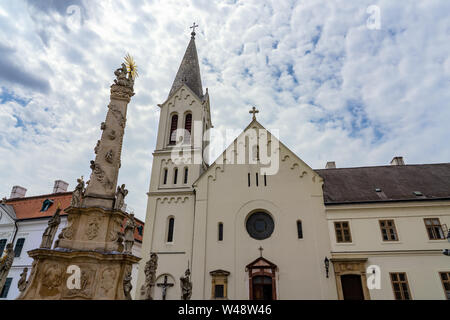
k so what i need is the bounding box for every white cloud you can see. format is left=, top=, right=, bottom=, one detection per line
left=0, top=0, right=449, bottom=220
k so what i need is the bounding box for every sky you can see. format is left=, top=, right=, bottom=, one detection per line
left=0, top=0, right=449, bottom=221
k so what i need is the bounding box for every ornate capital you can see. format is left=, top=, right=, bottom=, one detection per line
left=110, top=84, right=135, bottom=102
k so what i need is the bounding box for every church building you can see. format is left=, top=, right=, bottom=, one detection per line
left=136, top=29, right=450, bottom=300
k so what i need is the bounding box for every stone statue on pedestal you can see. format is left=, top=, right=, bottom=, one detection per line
left=0, top=243, right=14, bottom=293
left=71, top=177, right=85, bottom=208
left=40, top=207, right=61, bottom=249
left=114, top=184, right=128, bottom=211
left=17, top=267, right=28, bottom=293
left=180, top=268, right=192, bottom=300
left=141, top=252, right=158, bottom=300
left=123, top=213, right=136, bottom=254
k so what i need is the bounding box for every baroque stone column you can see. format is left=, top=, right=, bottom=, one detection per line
left=18, top=59, right=140, bottom=300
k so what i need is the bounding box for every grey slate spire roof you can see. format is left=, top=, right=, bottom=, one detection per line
left=168, top=33, right=203, bottom=99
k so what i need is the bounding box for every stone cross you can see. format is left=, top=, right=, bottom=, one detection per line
left=157, top=275, right=174, bottom=300
left=258, top=246, right=264, bottom=257
left=249, top=106, right=259, bottom=120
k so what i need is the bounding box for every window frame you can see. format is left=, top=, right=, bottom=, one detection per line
left=169, top=114, right=178, bottom=145
left=424, top=218, right=445, bottom=240
left=218, top=222, right=224, bottom=241
left=334, top=221, right=352, bottom=243
left=439, top=271, right=450, bottom=300
left=0, top=277, right=12, bottom=298
left=0, top=239, right=6, bottom=256
left=379, top=219, right=399, bottom=241
left=166, top=217, right=175, bottom=243
left=297, top=220, right=303, bottom=239
left=390, top=272, right=412, bottom=300
left=14, top=238, right=25, bottom=257
left=183, top=167, right=188, bottom=184
left=173, top=168, right=178, bottom=185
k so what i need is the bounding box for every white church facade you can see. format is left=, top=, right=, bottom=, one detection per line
left=136, top=31, right=450, bottom=300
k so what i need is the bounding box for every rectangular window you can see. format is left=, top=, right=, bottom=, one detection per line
left=297, top=221, right=303, bottom=239
left=214, top=284, right=224, bottom=298
left=379, top=220, right=398, bottom=241
left=0, top=278, right=12, bottom=298
left=390, top=273, right=411, bottom=300
left=218, top=223, right=223, bottom=241
left=440, top=272, right=450, bottom=300
left=255, top=173, right=259, bottom=186
left=264, top=173, right=267, bottom=186
left=14, top=238, right=25, bottom=257
left=0, top=239, right=6, bottom=255
left=248, top=173, right=251, bottom=187
left=334, top=221, right=352, bottom=243
left=424, top=218, right=444, bottom=240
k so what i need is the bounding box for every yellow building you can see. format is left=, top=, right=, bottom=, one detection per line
left=136, top=33, right=450, bottom=300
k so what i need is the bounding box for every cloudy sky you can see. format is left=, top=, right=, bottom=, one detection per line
left=0, top=0, right=449, bottom=220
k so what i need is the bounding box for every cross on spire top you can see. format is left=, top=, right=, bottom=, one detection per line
left=249, top=106, right=259, bottom=120
left=190, top=22, right=199, bottom=38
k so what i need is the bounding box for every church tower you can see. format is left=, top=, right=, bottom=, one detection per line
left=136, top=25, right=212, bottom=299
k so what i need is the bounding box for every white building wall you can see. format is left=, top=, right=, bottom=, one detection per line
left=327, top=201, right=450, bottom=300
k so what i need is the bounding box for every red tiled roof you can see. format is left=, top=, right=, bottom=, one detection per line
left=5, top=192, right=144, bottom=242
left=5, top=192, right=72, bottom=220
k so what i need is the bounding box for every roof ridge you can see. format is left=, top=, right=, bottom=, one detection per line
left=314, top=162, right=450, bottom=171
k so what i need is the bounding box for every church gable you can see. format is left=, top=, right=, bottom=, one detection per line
left=193, top=119, right=322, bottom=187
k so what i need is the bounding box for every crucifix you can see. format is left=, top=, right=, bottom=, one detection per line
left=190, top=22, right=199, bottom=38
left=156, top=275, right=174, bottom=300
left=249, top=106, right=259, bottom=120
left=258, top=246, right=264, bottom=257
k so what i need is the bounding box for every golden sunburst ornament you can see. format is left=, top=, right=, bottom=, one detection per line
left=124, top=53, right=138, bottom=80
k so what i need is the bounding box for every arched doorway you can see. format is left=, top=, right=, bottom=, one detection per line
left=246, top=257, right=277, bottom=300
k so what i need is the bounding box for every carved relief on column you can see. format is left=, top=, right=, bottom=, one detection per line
left=39, top=263, right=63, bottom=298
left=98, top=267, right=117, bottom=299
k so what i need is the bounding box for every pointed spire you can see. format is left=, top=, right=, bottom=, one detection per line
left=168, top=24, right=203, bottom=99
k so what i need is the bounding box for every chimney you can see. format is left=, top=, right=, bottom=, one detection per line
left=325, top=161, right=336, bottom=169
left=390, top=156, right=405, bottom=166
left=53, top=180, right=69, bottom=193
left=10, top=186, right=27, bottom=199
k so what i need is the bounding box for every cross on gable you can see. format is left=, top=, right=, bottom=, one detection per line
left=249, top=106, right=259, bottom=120
left=258, top=246, right=264, bottom=257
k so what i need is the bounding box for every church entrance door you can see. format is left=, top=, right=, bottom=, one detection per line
left=246, top=256, right=277, bottom=300
left=341, top=274, right=364, bottom=300
left=252, top=276, right=273, bottom=300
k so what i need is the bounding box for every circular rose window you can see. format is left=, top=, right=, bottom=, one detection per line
left=246, top=212, right=274, bottom=240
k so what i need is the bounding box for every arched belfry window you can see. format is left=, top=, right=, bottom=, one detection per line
left=163, top=168, right=168, bottom=185
left=184, top=113, right=192, bottom=134
left=183, top=167, right=188, bottom=184
left=167, top=217, right=175, bottom=243
left=169, top=114, right=178, bottom=145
